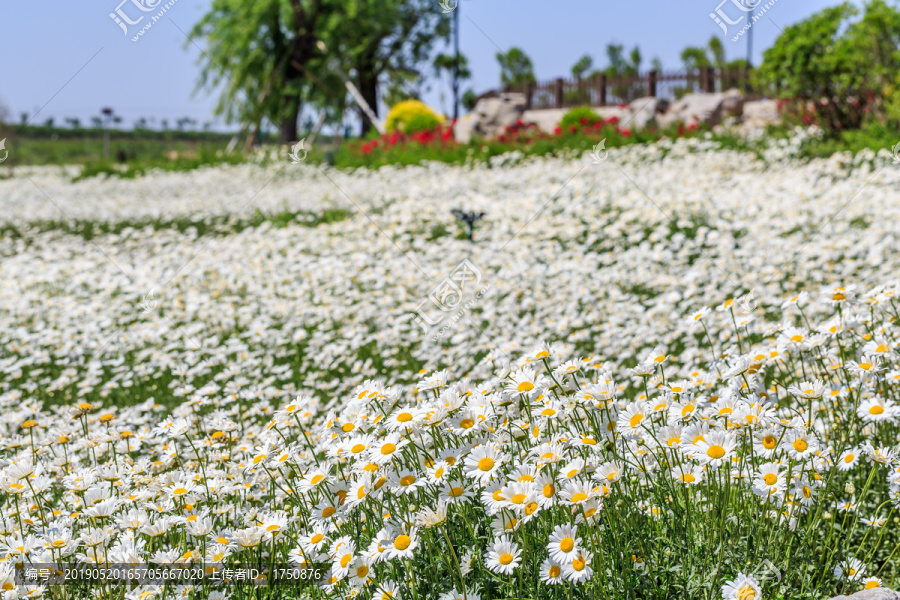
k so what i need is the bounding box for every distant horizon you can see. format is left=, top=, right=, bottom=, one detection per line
left=0, top=0, right=850, bottom=135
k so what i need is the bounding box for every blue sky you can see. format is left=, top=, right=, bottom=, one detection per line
left=0, top=0, right=848, bottom=132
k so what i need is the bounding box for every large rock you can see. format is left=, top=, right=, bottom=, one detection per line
left=467, top=93, right=527, bottom=139
left=594, top=106, right=630, bottom=124
left=742, top=99, right=780, bottom=128
left=830, top=588, right=900, bottom=600
left=657, top=89, right=744, bottom=128
left=521, top=108, right=565, bottom=133
left=453, top=113, right=477, bottom=144
left=626, top=96, right=670, bottom=129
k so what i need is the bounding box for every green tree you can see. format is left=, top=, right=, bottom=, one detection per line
left=190, top=0, right=334, bottom=143
left=604, top=44, right=643, bottom=102
left=461, top=89, right=477, bottom=112
left=570, top=54, right=593, bottom=80
left=496, top=47, right=536, bottom=88
left=759, top=1, right=900, bottom=134
left=434, top=52, right=472, bottom=116
left=680, top=36, right=752, bottom=93
left=339, top=0, right=450, bottom=135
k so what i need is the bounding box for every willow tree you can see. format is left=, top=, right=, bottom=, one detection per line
left=190, top=0, right=336, bottom=143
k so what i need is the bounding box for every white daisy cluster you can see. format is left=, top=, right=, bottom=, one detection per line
left=0, top=133, right=899, bottom=599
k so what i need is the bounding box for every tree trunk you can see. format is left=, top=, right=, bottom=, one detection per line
left=356, top=51, right=380, bottom=137
left=279, top=94, right=301, bottom=143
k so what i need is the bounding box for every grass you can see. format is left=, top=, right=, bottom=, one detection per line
left=1, top=118, right=894, bottom=182
left=0, top=208, right=353, bottom=241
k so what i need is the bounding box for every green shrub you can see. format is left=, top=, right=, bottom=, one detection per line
left=559, top=106, right=603, bottom=133
left=404, top=113, right=441, bottom=134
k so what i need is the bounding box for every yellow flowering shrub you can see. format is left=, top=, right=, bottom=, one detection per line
left=384, top=99, right=444, bottom=133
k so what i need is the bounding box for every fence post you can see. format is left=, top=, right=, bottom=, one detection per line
left=705, top=66, right=716, bottom=93
left=597, top=74, right=607, bottom=106
left=524, top=81, right=534, bottom=110
left=554, top=78, right=564, bottom=108
left=646, top=70, right=658, bottom=98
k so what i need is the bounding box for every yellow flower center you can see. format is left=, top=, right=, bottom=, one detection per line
left=571, top=492, right=588, bottom=503
left=707, top=445, right=726, bottom=459
left=737, top=585, right=756, bottom=600
left=340, top=554, right=352, bottom=568
left=572, top=557, right=586, bottom=571
left=450, top=486, right=464, bottom=497
left=517, top=382, right=535, bottom=393
left=870, top=405, right=884, bottom=415
left=629, top=414, right=644, bottom=428
left=478, top=457, right=495, bottom=471
left=356, top=565, right=369, bottom=578
left=865, top=580, right=880, bottom=589
left=763, top=474, right=777, bottom=485
left=543, top=484, right=555, bottom=498
left=511, top=493, right=527, bottom=504
left=394, top=535, right=411, bottom=551
left=400, top=475, right=416, bottom=486
left=381, top=443, right=396, bottom=455
left=460, top=418, right=475, bottom=428
left=351, top=444, right=365, bottom=453
left=549, top=566, right=561, bottom=578
left=682, top=474, right=695, bottom=483
left=763, top=436, right=776, bottom=449
left=397, top=413, right=413, bottom=423
left=311, top=534, right=324, bottom=544
left=793, top=439, right=808, bottom=452
left=560, top=537, right=574, bottom=552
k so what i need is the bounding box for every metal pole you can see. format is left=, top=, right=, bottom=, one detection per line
left=747, top=13, right=753, bottom=68
left=452, top=5, right=460, bottom=120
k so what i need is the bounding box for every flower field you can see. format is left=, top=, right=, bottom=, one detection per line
left=1, top=133, right=900, bottom=600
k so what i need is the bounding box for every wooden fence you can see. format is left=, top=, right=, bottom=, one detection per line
left=499, top=67, right=758, bottom=110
